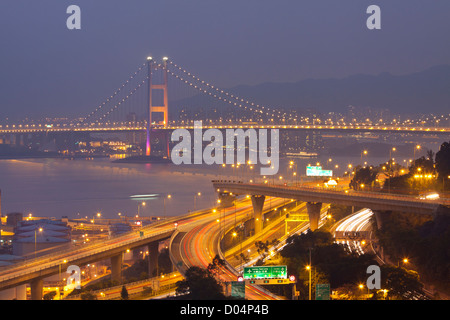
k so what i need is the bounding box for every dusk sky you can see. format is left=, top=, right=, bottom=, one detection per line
left=1, top=0, right=449, bottom=119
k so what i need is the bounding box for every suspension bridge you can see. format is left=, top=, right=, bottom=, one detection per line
left=1, top=57, right=449, bottom=158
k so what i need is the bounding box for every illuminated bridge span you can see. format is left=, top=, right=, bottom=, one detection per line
left=212, top=180, right=447, bottom=231
left=1, top=123, right=449, bottom=135
left=0, top=219, right=177, bottom=300
left=1, top=57, right=449, bottom=152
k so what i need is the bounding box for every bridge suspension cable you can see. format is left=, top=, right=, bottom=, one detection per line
left=96, top=78, right=148, bottom=123
left=78, top=63, right=147, bottom=125
left=78, top=59, right=298, bottom=126
left=166, top=60, right=292, bottom=121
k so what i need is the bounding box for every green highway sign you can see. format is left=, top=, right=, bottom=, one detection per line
left=315, top=283, right=330, bottom=300
left=243, top=265, right=287, bottom=279
left=306, top=166, right=333, bottom=177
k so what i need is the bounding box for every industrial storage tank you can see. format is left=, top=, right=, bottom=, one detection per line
left=12, top=219, right=71, bottom=257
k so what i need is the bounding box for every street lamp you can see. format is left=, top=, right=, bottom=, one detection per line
left=398, top=258, right=409, bottom=267
left=361, top=150, right=368, bottom=166
left=306, top=247, right=312, bottom=300
left=358, top=283, right=369, bottom=299
left=137, top=202, right=146, bottom=217
left=194, top=192, right=201, bottom=211
left=388, top=147, right=396, bottom=193
left=327, top=158, right=332, bottom=167
left=92, top=212, right=101, bottom=224
left=413, top=145, right=421, bottom=161
left=34, top=227, right=43, bottom=258
left=58, top=259, right=68, bottom=293
left=163, top=194, right=171, bottom=219
left=438, top=174, right=450, bottom=191
left=289, top=161, right=298, bottom=185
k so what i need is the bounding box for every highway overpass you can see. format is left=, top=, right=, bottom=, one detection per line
left=212, top=180, right=446, bottom=230
left=0, top=222, right=175, bottom=300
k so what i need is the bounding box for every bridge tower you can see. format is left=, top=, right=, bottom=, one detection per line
left=146, top=57, right=169, bottom=157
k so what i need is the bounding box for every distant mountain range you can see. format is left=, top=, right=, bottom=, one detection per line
left=173, top=65, right=450, bottom=116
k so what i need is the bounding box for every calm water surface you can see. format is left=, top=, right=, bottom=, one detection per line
left=0, top=158, right=223, bottom=219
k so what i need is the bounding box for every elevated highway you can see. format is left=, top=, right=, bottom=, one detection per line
left=213, top=180, right=446, bottom=231
left=0, top=224, right=174, bottom=299
left=0, top=206, right=222, bottom=299
left=169, top=197, right=289, bottom=300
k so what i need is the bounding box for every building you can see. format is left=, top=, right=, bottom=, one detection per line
left=12, top=219, right=71, bottom=257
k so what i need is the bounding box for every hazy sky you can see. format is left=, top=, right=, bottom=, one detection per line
left=1, top=0, right=449, bottom=119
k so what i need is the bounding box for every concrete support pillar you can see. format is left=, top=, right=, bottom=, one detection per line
left=148, top=241, right=159, bottom=277
left=15, top=134, right=23, bottom=146
left=306, top=202, right=322, bottom=231
left=111, top=253, right=123, bottom=283
left=16, top=284, right=27, bottom=300
left=22, top=134, right=29, bottom=147
left=372, top=210, right=392, bottom=260
left=251, top=195, right=265, bottom=234
left=30, top=278, right=43, bottom=300
left=373, top=210, right=392, bottom=230
left=0, top=285, right=27, bottom=300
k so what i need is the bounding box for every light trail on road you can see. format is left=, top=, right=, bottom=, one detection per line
left=175, top=197, right=287, bottom=300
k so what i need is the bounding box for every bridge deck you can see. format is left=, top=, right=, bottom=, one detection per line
left=212, top=180, right=445, bottom=215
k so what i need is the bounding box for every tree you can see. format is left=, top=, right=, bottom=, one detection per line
left=80, top=291, right=97, bottom=300
left=254, top=239, right=279, bottom=259
left=43, top=291, right=57, bottom=300
left=426, top=149, right=435, bottom=163
left=175, top=266, right=225, bottom=299
left=121, top=285, right=129, bottom=300
left=280, top=230, right=377, bottom=299
left=235, top=252, right=250, bottom=264
left=207, top=254, right=226, bottom=279
left=410, top=155, right=435, bottom=175
left=381, top=265, right=424, bottom=299
left=350, top=167, right=378, bottom=190
left=435, top=141, right=450, bottom=189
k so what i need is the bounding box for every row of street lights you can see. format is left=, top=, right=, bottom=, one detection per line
left=133, top=192, right=204, bottom=220
left=88, top=191, right=208, bottom=225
